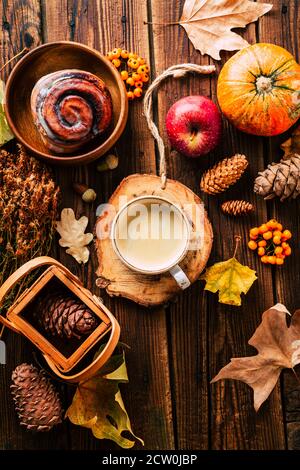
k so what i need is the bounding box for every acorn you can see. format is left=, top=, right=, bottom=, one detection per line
left=73, top=183, right=97, bottom=203
left=97, top=154, right=119, bottom=172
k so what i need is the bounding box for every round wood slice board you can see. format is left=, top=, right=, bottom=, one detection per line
left=95, top=174, right=213, bottom=307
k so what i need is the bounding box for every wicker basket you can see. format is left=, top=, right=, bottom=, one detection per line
left=0, top=256, right=120, bottom=382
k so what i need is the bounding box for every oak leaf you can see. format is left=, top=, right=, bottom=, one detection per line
left=66, top=347, right=144, bottom=448
left=212, top=304, right=300, bottom=411
left=0, top=80, right=14, bottom=146
left=180, top=0, right=273, bottom=60
left=56, top=208, right=93, bottom=264
left=200, top=257, right=257, bottom=306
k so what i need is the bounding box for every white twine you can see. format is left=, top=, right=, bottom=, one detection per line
left=143, top=63, right=216, bottom=189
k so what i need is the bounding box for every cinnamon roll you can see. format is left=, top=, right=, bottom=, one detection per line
left=31, top=69, right=113, bottom=153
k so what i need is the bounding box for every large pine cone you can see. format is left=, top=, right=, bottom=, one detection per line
left=11, top=363, right=62, bottom=432
left=254, top=155, right=300, bottom=201
left=200, top=154, right=248, bottom=195
left=34, top=292, right=99, bottom=339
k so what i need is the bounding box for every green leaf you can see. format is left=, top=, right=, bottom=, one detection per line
left=200, top=257, right=257, bottom=306
left=66, top=347, right=144, bottom=449
left=0, top=80, right=14, bottom=146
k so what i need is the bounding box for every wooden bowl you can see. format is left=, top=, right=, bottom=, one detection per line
left=5, top=41, right=128, bottom=165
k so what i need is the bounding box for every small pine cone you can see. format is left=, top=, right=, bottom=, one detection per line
left=11, top=363, right=62, bottom=432
left=34, top=292, right=99, bottom=340
left=221, top=200, right=254, bottom=216
left=200, top=154, right=249, bottom=195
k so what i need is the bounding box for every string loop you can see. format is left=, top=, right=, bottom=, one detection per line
left=143, top=63, right=216, bottom=189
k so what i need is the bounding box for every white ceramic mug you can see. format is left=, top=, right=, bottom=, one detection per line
left=111, top=195, right=191, bottom=290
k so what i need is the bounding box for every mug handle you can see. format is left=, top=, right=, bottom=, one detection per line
left=169, top=265, right=191, bottom=290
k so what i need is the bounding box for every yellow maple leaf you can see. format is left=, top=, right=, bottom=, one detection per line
left=180, top=0, right=272, bottom=60
left=200, top=257, right=257, bottom=306
left=66, top=347, right=144, bottom=449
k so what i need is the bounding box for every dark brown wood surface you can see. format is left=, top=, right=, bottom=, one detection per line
left=0, top=0, right=299, bottom=450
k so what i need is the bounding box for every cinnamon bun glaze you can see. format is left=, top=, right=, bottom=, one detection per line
left=31, top=69, right=113, bottom=153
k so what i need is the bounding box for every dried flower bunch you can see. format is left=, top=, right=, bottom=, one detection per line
left=0, top=145, right=59, bottom=311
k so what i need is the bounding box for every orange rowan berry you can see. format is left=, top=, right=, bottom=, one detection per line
left=128, top=58, right=139, bottom=69
left=259, top=224, right=269, bottom=234
left=261, top=256, right=269, bottom=264
left=112, top=48, right=121, bottom=59
left=112, top=58, right=121, bottom=68
left=273, top=235, right=281, bottom=245
left=107, top=51, right=114, bottom=60
left=121, top=49, right=129, bottom=59
left=129, top=52, right=138, bottom=59
left=276, top=253, right=286, bottom=259
left=258, top=240, right=267, bottom=247
left=276, top=258, right=284, bottom=265
left=257, top=247, right=265, bottom=256
left=276, top=223, right=283, bottom=231
left=248, top=240, right=257, bottom=250
left=127, top=91, right=135, bottom=100
left=141, top=73, right=149, bottom=83
left=250, top=227, right=259, bottom=237
left=284, top=246, right=292, bottom=256
left=282, top=229, right=292, bottom=240
left=274, top=246, right=283, bottom=255
left=138, top=64, right=149, bottom=73
left=263, top=231, right=273, bottom=240
left=121, top=70, right=129, bottom=81
left=281, top=242, right=289, bottom=250
left=132, top=72, right=141, bottom=81
left=135, top=80, right=143, bottom=88
left=133, top=87, right=143, bottom=98
left=266, top=219, right=278, bottom=229
left=138, top=57, right=146, bottom=65
left=268, top=256, right=277, bottom=265
left=273, top=230, right=282, bottom=238
left=126, top=77, right=135, bottom=86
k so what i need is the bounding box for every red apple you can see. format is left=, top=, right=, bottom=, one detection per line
left=166, top=95, right=222, bottom=158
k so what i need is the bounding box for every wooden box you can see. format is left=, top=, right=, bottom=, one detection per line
left=0, top=257, right=120, bottom=382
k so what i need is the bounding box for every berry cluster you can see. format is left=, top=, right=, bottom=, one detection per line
left=248, top=219, right=292, bottom=265
left=107, top=48, right=150, bottom=100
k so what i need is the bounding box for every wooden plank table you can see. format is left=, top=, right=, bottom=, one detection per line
left=0, top=0, right=299, bottom=451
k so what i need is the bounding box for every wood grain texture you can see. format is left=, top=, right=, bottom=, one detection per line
left=150, top=0, right=213, bottom=450
left=207, top=8, right=286, bottom=450
left=0, top=0, right=68, bottom=451
left=0, top=0, right=299, bottom=451
left=40, top=0, right=175, bottom=450
left=257, top=0, right=300, bottom=450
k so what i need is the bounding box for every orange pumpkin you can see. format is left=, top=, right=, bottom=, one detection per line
left=217, top=43, right=300, bottom=136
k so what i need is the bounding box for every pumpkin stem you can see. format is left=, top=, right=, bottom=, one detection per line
left=256, top=76, right=273, bottom=93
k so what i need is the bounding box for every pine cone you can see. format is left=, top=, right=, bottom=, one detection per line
left=221, top=200, right=254, bottom=216
left=11, top=363, right=62, bottom=432
left=34, top=292, right=99, bottom=339
left=200, top=154, right=249, bottom=195
left=254, top=155, right=300, bottom=201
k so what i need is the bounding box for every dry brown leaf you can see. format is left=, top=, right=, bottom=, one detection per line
left=180, top=0, right=273, bottom=60
left=281, top=124, right=300, bottom=159
left=211, top=304, right=300, bottom=411
left=56, top=208, right=93, bottom=264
